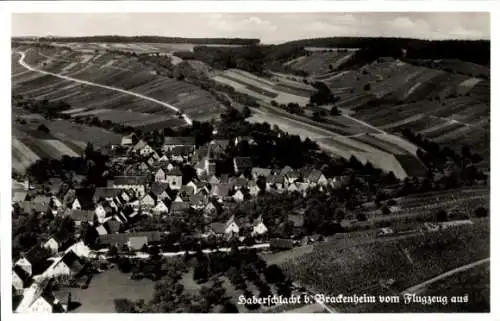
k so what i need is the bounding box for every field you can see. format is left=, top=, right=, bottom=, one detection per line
left=284, top=50, right=356, bottom=75
left=280, top=220, right=489, bottom=312
left=12, top=46, right=225, bottom=129
left=212, top=69, right=311, bottom=106
left=55, top=267, right=155, bottom=313
left=12, top=110, right=121, bottom=172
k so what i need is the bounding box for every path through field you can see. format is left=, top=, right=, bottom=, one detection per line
left=16, top=51, right=193, bottom=125
left=402, top=257, right=490, bottom=295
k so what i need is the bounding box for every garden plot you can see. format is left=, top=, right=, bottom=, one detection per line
left=370, top=133, right=419, bottom=156
left=352, top=134, right=410, bottom=155
left=457, top=77, right=484, bottom=95
left=287, top=51, right=355, bottom=75
left=36, top=83, right=82, bottom=100
left=423, top=122, right=466, bottom=140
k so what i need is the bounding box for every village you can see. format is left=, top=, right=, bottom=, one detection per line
left=11, top=132, right=353, bottom=312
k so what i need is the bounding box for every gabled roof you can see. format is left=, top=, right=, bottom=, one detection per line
left=61, top=250, right=85, bottom=275
left=189, top=193, right=207, bottom=205
left=132, top=140, right=148, bottom=151
left=212, top=183, right=232, bottom=197
left=98, top=231, right=162, bottom=245
left=230, top=176, right=248, bottom=187
left=69, top=210, right=95, bottom=223
left=13, top=265, right=32, bottom=286
left=113, top=176, right=148, bottom=186
left=233, top=157, right=253, bottom=169
left=179, top=185, right=195, bottom=197
left=267, top=174, right=284, bottom=185
left=163, top=136, right=196, bottom=146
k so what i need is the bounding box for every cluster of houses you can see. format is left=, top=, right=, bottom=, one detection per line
left=13, top=136, right=349, bottom=247
left=12, top=241, right=91, bottom=313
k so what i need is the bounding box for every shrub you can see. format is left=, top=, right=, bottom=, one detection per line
left=37, top=124, right=50, bottom=134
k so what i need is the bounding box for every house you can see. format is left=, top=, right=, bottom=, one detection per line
left=234, top=136, right=255, bottom=146
left=252, top=168, right=272, bottom=180
left=162, top=136, right=196, bottom=151
left=153, top=200, right=169, bottom=214
left=224, top=215, right=240, bottom=238
left=64, top=241, right=91, bottom=258
left=232, top=190, right=245, bottom=202
left=211, top=183, right=232, bottom=198
left=137, top=162, right=150, bottom=172
left=132, top=140, right=154, bottom=156
left=150, top=182, right=170, bottom=199
left=247, top=181, right=260, bottom=196
left=168, top=145, right=195, bottom=160
left=128, top=236, right=149, bottom=251
left=13, top=265, right=32, bottom=293
left=97, top=231, right=162, bottom=248
left=140, top=193, right=157, bottom=208
left=233, top=157, right=253, bottom=175
left=230, top=176, right=248, bottom=190
left=18, top=291, right=66, bottom=313
left=166, top=169, right=183, bottom=190
left=42, top=237, right=59, bottom=254
left=287, top=183, right=298, bottom=192
left=68, top=210, right=95, bottom=226
left=111, top=176, right=147, bottom=197
left=267, top=175, right=284, bottom=191
left=330, top=175, right=349, bottom=189
left=44, top=250, right=85, bottom=279
left=154, top=168, right=167, bottom=183
left=95, top=204, right=111, bottom=223
left=105, top=219, right=122, bottom=234
left=121, top=135, right=133, bottom=146
left=251, top=215, right=268, bottom=236
left=208, top=139, right=230, bottom=157
left=305, top=169, right=328, bottom=186
left=189, top=193, right=208, bottom=210
left=203, top=201, right=218, bottom=215
left=15, top=257, right=32, bottom=276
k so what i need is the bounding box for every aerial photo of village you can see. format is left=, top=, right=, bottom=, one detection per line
left=10, top=12, right=490, bottom=313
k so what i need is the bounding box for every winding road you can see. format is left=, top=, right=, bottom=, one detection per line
left=15, top=51, right=193, bottom=126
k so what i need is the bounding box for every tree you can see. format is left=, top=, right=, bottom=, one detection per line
left=381, top=206, right=391, bottom=215
left=242, top=106, right=252, bottom=118
left=37, top=124, right=50, bottom=134
left=474, top=206, right=488, bottom=218
left=330, top=106, right=341, bottom=116
left=264, top=264, right=285, bottom=284
left=363, top=83, right=371, bottom=91
left=436, top=209, right=448, bottom=222
left=219, top=301, right=239, bottom=313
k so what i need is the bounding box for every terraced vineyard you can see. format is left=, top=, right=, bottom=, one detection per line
left=12, top=46, right=225, bottom=131
left=281, top=220, right=489, bottom=312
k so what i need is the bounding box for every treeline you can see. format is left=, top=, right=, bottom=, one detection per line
left=34, top=36, right=260, bottom=45
left=282, top=37, right=489, bottom=66
left=13, top=97, right=71, bottom=119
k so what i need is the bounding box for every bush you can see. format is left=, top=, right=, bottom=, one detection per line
left=363, top=83, right=371, bottom=91
left=474, top=207, right=488, bottom=218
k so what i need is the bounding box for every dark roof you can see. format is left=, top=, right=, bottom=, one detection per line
left=112, top=176, right=148, bottom=186
left=75, top=188, right=95, bottom=210
left=106, top=219, right=122, bottom=234
left=25, top=246, right=52, bottom=275
left=307, top=169, right=324, bottom=182
left=69, top=210, right=95, bottom=223
left=163, top=136, right=196, bottom=146
left=168, top=145, right=194, bottom=156
left=179, top=185, right=195, bottom=197
left=209, top=222, right=226, bottom=234
left=98, top=231, right=162, bottom=246
left=150, top=182, right=169, bottom=197
left=93, top=187, right=123, bottom=201
left=233, top=157, right=253, bottom=169
left=61, top=251, right=85, bottom=275
left=13, top=265, right=32, bottom=286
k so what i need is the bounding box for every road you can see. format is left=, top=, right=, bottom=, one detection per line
left=402, top=257, right=490, bottom=295
left=342, top=113, right=387, bottom=135
left=16, top=51, right=193, bottom=125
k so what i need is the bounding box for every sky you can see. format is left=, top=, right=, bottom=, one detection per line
left=11, top=12, right=490, bottom=44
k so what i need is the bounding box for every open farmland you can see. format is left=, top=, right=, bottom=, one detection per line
left=212, top=69, right=311, bottom=106
left=281, top=220, right=489, bottom=312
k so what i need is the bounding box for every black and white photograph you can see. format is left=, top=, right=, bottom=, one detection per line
left=4, top=5, right=493, bottom=316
